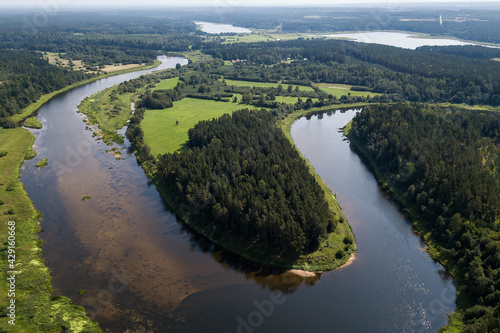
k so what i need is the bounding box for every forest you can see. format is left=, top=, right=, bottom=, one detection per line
left=155, top=109, right=339, bottom=257
left=0, top=50, right=92, bottom=127
left=0, top=13, right=201, bottom=69
left=347, top=103, right=500, bottom=332
left=204, top=39, right=500, bottom=106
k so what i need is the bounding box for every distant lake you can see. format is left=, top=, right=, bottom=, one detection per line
left=194, top=21, right=252, bottom=34
left=319, top=31, right=488, bottom=49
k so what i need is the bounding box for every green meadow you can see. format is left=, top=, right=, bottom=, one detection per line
left=313, top=83, right=380, bottom=98
left=224, top=79, right=315, bottom=91
left=152, top=77, right=179, bottom=91
left=142, top=98, right=257, bottom=155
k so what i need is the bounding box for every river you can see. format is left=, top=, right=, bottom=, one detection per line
left=21, top=57, right=455, bottom=332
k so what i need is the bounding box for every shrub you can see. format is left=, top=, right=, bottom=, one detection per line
left=343, top=235, right=354, bottom=245
left=335, top=249, right=345, bottom=259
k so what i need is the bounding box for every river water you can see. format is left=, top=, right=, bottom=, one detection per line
left=21, top=57, right=455, bottom=332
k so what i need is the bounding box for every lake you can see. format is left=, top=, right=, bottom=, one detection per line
left=21, top=58, right=455, bottom=332
left=319, top=31, right=490, bottom=49
left=194, top=21, right=252, bottom=34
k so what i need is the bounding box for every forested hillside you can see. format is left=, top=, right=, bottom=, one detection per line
left=347, top=103, right=500, bottom=331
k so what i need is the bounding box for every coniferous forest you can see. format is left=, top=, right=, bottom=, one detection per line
left=348, top=103, right=500, bottom=331
left=156, top=109, right=338, bottom=258
left=0, top=50, right=92, bottom=127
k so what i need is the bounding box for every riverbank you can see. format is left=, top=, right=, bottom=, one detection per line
left=0, top=128, right=101, bottom=332
left=10, top=60, right=161, bottom=123
left=343, top=118, right=464, bottom=332
left=0, top=60, right=166, bottom=332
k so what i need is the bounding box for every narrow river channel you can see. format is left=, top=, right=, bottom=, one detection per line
left=20, top=57, right=455, bottom=332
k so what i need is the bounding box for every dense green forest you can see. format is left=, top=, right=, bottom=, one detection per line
left=347, top=103, right=500, bottom=332
left=155, top=109, right=340, bottom=257
left=0, top=50, right=92, bottom=127
left=417, top=45, right=500, bottom=60
left=204, top=39, right=500, bottom=106
left=0, top=12, right=202, bottom=67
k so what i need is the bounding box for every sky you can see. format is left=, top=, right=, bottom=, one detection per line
left=6, top=0, right=500, bottom=8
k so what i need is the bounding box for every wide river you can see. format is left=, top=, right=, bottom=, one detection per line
left=21, top=57, right=455, bottom=332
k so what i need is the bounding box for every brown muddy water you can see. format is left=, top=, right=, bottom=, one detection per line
left=21, top=57, right=455, bottom=332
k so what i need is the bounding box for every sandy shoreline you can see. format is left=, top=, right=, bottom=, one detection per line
left=285, top=252, right=356, bottom=278
left=338, top=253, right=356, bottom=269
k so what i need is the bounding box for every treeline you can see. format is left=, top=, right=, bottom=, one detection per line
left=417, top=45, right=500, bottom=60
left=204, top=39, right=500, bottom=105
left=0, top=12, right=202, bottom=68
left=156, top=109, right=338, bottom=257
left=0, top=50, right=92, bottom=127
left=138, top=88, right=183, bottom=109
left=348, top=103, right=500, bottom=331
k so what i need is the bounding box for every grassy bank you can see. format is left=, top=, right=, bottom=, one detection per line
left=0, top=55, right=162, bottom=332
left=0, top=128, right=101, bottom=332
left=343, top=119, right=465, bottom=332
left=10, top=60, right=161, bottom=123
left=78, top=85, right=136, bottom=145
left=23, top=117, right=43, bottom=129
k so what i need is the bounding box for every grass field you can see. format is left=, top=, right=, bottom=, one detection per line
left=0, top=128, right=100, bottom=332
left=224, top=79, right=315, bottom=91
left=42, top=52, right=145, bottom=74
left=152, top=77, right=179, bottom=91
left=175, top=50, right=213, bottom=63
left=313, top=83, right=380, bottom=98
left=142, top=98, right=258, bottom=155
left=222, top=34, right=275, bottom=44
left=438, top=102, right=500, bottom=113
